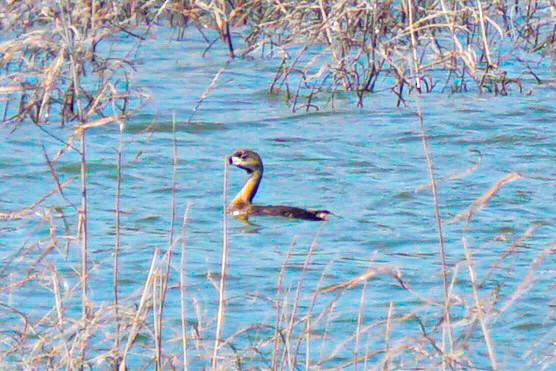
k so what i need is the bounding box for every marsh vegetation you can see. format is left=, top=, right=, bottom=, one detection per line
left=0, top=0, right=555, bottom=369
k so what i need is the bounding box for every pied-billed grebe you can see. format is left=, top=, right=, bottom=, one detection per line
left=226, top=149, right=331, bottom=221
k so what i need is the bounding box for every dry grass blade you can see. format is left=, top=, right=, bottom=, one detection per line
left=317, top=267, right=399, bottom=295
left=169, top=113, right=179, bottom=247
left=185, top=62, right=229, bottom=126
left=462, top=236, right=498, bottom=370
left=382, top=301, right=394, bottom=370
left=119, top=249, right=160, bottom=370
left=211, top=157, right=230, bottom=369
left=455, top=171, right=526, bottom=370
left=180, top=203, right=192, bottom=370
left=353, top=280, right=368, bottom=371
left=74, top=115, right=127, bottom=133
left=496, top=242, right=556, bottom=317
left=480, top=224, right=542, bottom=288
left=0, top=85, right=26, bottom=94
left=271, top=237, right=297, bottom=370
left=79, top=131, right=90, bottom=322
left=41, top=142, right=77, bottom=210
left=113, top=145, right=123, bottom=363
left=414, top=151, right=482, bottom=193
left=282, top=229, right=322, bottom=370
left=449, top=172, right=524, bottom=224
left=413, top=90, right=454, bottom=358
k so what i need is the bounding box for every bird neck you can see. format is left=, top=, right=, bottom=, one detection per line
left=230, top=169, right=263, bottom=209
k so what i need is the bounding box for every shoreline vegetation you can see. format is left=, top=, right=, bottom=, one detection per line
left=1, top=0, right=555, bottom=125
left=0, top=1, right=555, bottom=369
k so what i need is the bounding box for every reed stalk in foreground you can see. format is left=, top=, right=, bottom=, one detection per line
left=119, top=249, right=160, bottom=371
left=211, top=157, right=229, bottom=369
left=152, top=114, right=182, bottom=370
left=271, top=238, right=296, bottom=370
left=281, top=229, right=322, bottom=370
left=113, top=141, right=123, bottom=363
left=180, top=203, right=192, bottom=370
left=169, top=113, right=179, bottom=247
left=412, top=51, right=454, bottom=368
left=79, top=131, right=89, bottom=322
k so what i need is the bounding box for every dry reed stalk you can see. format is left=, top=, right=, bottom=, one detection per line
left=62, top=11, right=84, bottom=123
left=271, top=238, right=297, bottom=370
left=414, top=150, right=482, bottom=193
left=180, top=203, right=192, bottom=370
left=79, top=131, right=89, bottom=322
left=153, top=272, right=162, bottom=370
left=442, top=261, right=462, bottom=360
left=293, top=256, right=335, bottom=367
left=191, top=297, right=206, bottom=354
left=50, top=114, right=126, bottom=165
left=407, top=0, right=422, bottom=92
left=274, top=290, right=291, bottom=370
left=475, top=0, right=494, bottom=67
left=211, top=157, right=229, bottom=369
left=319, top=313, right=415, bottom=368
left=455, top=171, right=527, bottom=369
left=305, top=313, right=310, bottom=371
left=353, top=280, right=368, bottom=371
left=74, top=115, right=126, bottom=133
left=383, top=301, right=394, bottom=370
left=314, top=296, right=340, bottom=365
left=316, top=292, right=346, bottom=364
left=496, top=242, right=555, bottom=317
left=186, top=62, right=229, bottom=126
left=453, top=172, right=524, bottom=224
left=317, top=266, right=399, bottom=295
left=281, top=229, right=322, bottom=370
left=119, top=248, right=160, bottom=370
left=362, top=334, right=372, bottom=371
left=169, top=113, right=178, bottom=247
left=461, top=236, right=498, bottom=370
left=152, top=113, right=182, bottom=368
left=414, top=95, right=454, bottom=358
left=51, top=270, right=73, bottom=369
left=480, top=224, right=541, bottom=288
left=113, top=143, right=123, bottom=361
left=41, top=143, right=77, bottom=212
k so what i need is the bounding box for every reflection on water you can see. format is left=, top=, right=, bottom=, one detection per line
left=0, top=28, right=555, bottom=368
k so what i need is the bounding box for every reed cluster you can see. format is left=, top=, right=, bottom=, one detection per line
left=1, top=0, right=555, bottom=123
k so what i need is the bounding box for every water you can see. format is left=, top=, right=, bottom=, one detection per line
left=0, top=27, right=555, bottom=369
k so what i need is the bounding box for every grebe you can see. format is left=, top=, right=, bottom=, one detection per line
left=226, top=149, right=331, bottom=221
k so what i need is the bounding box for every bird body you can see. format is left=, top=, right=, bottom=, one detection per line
left=227, top=149, right=330, bottom=221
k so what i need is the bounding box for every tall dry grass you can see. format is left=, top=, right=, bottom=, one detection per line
left=1, top=154, right=553, bottom=369
left=1, top=0, right=555, bottom=122
left=0, top=0, right=555, bottom=369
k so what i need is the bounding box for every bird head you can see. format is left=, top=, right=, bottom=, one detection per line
left=228, top=149, right=263, bottom=174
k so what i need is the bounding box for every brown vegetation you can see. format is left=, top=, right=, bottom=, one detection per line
left=1, top=0, right=555, bottom=124
left=0, top=0, right=555, bottom=369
